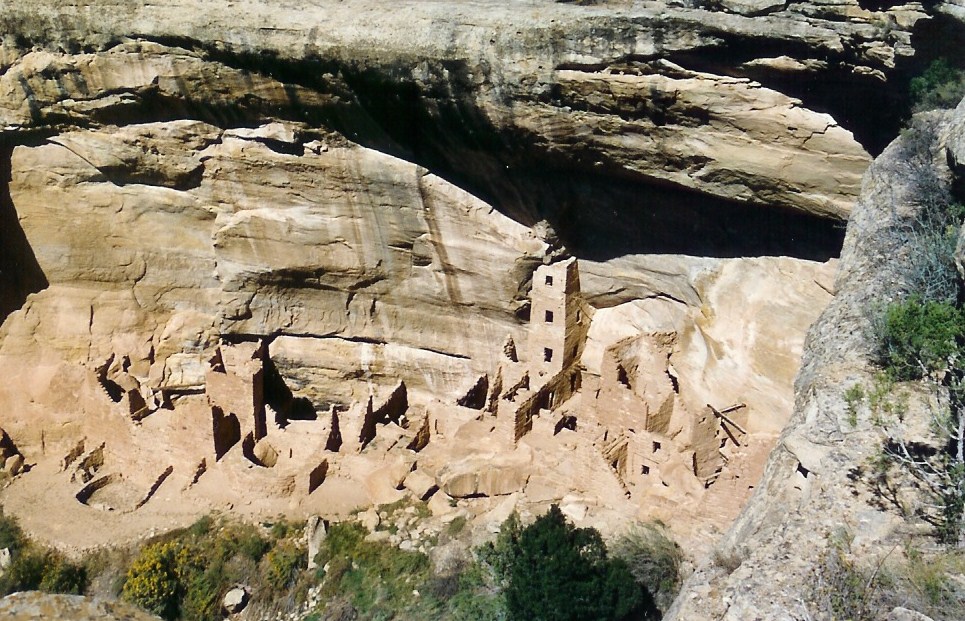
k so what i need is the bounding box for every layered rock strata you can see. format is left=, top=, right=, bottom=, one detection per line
left=0, top=0, right=935, bottom=240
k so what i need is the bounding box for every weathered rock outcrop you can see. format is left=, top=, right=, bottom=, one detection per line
left=0, top=0, right=945, bottom=253
left=668, top=96, right=965, bottom=621
left=0, top=591, right=162, bottom=621
left=3, top=118, right=545, bottom=375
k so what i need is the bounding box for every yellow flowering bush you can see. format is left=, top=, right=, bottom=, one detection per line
left=122, top=541, right=203, bottom=620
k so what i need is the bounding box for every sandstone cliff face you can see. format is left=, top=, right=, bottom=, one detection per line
left=0, top=117, right=551, bottom=459
left=668, top=96, right=965, bottom=621
left=0, top=0, right=960, bottom=608
left=0, top=0, right=936, bottom=249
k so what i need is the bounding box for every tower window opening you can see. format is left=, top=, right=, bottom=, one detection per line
left=617, top=365, right=630, bottom=388
left=545, top=275, right=553, bottom=286
left=641, top=465, right=650, bottom=475
left=544, top=348, right=553, bottom=362
left=653, top=441, right=662, bottom=452
left=545, top=310, right=554, bottom=323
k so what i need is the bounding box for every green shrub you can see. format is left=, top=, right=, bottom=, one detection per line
left=878, top=298, right=965, bottom=381
left=207, top=522, right=271, bottom=565
left=0, top=510, right=25, bottom=552
left=910, top=58, right=965, bottom=112
left=935, top=461, right=965, bottom=546
left=1, top=547, right=46, bottom=594
left=122, top=541, right=200, bottom=620
left=179, top=568, right=223, bottom=621
left=0, top=545, right=88, bottom=596
left=501, top=505, right=642, bottom=621
left=445, top=563, right=506, bottom=621
left=611, top=522, right=683, bottom=616
left=184, top=515, right=215, bottom=539
left=267, top=518, right=299, bottom=540
left=264, top=541, right=306, bottom=594
left=233, top=527, right=272, bottom=562
left=0, top=511, right=87, bottom=596
left=38, top=552, right=87, bottom=594
left=477, top=511, right=522, bottom=584
left=446, top=515, right=468, bottom=537
left=844, top=384, right=865, bottom=427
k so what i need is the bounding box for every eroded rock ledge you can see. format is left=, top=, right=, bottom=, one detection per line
left=0, top=0, right=941, bottom=231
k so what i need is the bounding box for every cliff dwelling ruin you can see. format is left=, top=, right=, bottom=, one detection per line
left=0, top=109, right=835, bottom=550
left=0, top=252, right=786, bottom=548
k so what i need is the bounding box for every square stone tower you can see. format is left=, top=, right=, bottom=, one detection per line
left=527, top=257, right=583, bottom=380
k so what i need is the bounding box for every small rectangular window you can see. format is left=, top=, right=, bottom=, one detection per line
left=653, top=441, right=662, bottom=453
left=545, top=310, right=554, bottom=323
left=545, top=275, right=553, bottom=286
left=543, top=348, right=553, bottom=362
left=641, top=465, right=650, bottom=475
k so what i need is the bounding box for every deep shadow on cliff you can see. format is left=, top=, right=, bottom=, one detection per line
left=190, top=50, right=846, bottom=261
left=0, top=147, right=47, bottom=322
left=442, top=163, right=846, bottom=261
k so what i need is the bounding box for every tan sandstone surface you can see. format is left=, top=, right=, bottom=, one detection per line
left=0, top=0, right=917, bottom=224
left=2, top=0, right=959, bottom=617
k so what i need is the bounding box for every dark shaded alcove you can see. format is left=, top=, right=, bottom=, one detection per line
left=321, top=60, right=846, bottom=262
left=0, top=146, right=48, bottom=323
left=132, top=41, right=844, bottom=263
left=477, top=167, right=846, bottom=262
